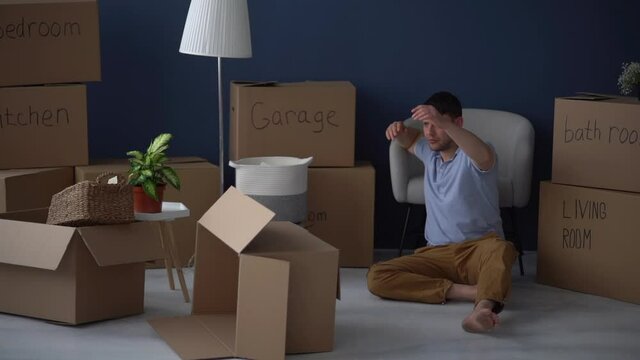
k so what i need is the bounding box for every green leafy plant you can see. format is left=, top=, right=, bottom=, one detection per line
left=617, top=62, right=640, bottom=95
left=127, top=133, right=181, bottom=200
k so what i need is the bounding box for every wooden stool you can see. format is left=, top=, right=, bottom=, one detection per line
left=135, top=202, right=191, bottom=303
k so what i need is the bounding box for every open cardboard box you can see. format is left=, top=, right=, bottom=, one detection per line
left=149, top=186, right=339, bottom=360
left=75, top=157, right=220, bottom=266
left=0, top=208, right=164, bottom=324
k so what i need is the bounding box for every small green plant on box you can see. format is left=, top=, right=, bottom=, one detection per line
left=127, top=133, right=181, bottom=200
left=617, top=62, right=640, bottom=97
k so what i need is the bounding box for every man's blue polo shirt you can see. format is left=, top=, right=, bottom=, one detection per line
left=414, top=137, right=504, bottom=246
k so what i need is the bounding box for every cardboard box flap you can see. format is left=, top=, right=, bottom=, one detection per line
left=0, top=207, right=49, bottom=222
left=558, top=94, right=638, bottom=104
left=246, top=222, right=339, bottom=254
left=198, top=186, right=274, bottom=254
left=244, top=222, right=342, bottom=299
left=0, top=168, right=51, bottom=180
left=154, top=256, right=289, bottom=360
left=166, top=156, right=209, bottom=165
left=291, top=80, right=355, bottom=88
left=148, top=315, right=234, bottom=359
left=0, top=211, right=75, bottom=270
left=236, top=254, right=289, bottom=360
left=233, top=80, right=352, bottom=89
left=232, top=80, right=278, bottom=87
left=77, top=222, right=164, bottom=266
left=86, top=156, right=207, bottom=167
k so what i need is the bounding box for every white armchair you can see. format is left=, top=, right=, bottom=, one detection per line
left=389, top=108, right=535, bottom=275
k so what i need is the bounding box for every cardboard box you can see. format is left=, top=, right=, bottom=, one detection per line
left=552, top=97, right=640, bottom=192
left=537, top=181, right=640, bottom=304
left=305, top=162, right=375, bottom=267
left=149, top=187, right=339, bottom=360
left=0, top=208, right=164, bottom=324
left=0, top=167, right=73, bottom=212
left=0, top=84, right=88, bottom=170
left=0, top=0, right=101, bottom=87
left=75, top=157, right=220, bottom=266
left=230, top=81, right=356, bottom=167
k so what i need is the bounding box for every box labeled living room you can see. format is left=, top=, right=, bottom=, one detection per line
left=537, top=181, right=640, bottom=304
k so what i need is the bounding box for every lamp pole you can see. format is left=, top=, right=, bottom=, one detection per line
left=179, top=0, right=252, bottom=198
left=217, top=56, right=224, bottom=196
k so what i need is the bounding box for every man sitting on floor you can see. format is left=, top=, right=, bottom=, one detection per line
left=367, top=91, right=517, bottom=333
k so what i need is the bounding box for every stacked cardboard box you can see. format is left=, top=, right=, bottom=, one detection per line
left=0, top=0, right=101, bottom=169
left=0, top=0, right=165, bottom=324
left=230, top=81, right=375, bottom=267
left=0, top=0, right=100, bottom=205
left=538, top=96, right=640, bottom=304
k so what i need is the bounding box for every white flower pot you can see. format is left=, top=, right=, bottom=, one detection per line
left=229, top=156, right=313, bottom=223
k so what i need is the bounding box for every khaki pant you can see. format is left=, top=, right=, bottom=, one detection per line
left=367, top=233, right=517, bottom=305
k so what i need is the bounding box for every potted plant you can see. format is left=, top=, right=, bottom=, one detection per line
left=617, top=61, right=640, bottom=100
left=127, top=133, right=181, bottom=213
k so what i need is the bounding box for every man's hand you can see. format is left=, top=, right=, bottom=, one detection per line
left=411, top=105, right=451, bottom=130
left=385, top=120, right=420, bottom=153
left=385, top=121, right=409, bottom=141
left=412, top=104, right=495, bottom=170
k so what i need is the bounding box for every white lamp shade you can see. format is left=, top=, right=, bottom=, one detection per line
left=179, top=0, right=252, bottom=58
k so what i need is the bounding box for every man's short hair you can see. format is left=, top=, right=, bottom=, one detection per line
left=423, top=91, right=462, bottom=118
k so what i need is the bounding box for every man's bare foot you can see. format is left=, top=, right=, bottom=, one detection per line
left=462, top=300, right=500, bottom=333
left=446, top=284, right=477, bottom=302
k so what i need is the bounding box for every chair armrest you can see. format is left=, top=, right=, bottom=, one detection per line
left=389, top=139, right=424, bottom=203
left=512, top=121, right=535, bottom=208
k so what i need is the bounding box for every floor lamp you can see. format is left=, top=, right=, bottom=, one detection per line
left=179, top=0, right=252, bottom=196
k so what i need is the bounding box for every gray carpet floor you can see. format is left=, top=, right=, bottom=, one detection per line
left=1, top=252, right=639, bottom=360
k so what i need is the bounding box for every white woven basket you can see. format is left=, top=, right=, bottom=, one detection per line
left=230, top=156, right=313, bottom=222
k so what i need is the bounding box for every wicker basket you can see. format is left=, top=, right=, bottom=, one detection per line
left=47, top=172, right=134, bottom=227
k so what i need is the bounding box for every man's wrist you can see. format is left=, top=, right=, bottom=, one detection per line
left=400, top=130, right=420, bottom=149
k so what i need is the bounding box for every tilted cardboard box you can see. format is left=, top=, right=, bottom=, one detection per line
left=0, top=0, right=101, bottom=87
left=0, top=167, right=74, bottom=212
left=75, top=157, right=220, bottom=266
left=305, top=162, right=375, bottom=267
left=0, top=208, right=164, bottom=324
left=537, top=181, right=640, bottom=304
left=552, top=96, right=640, bottom=192
left=230, top=81, right=356, bottom=167
left=0, top=84, right=88, bottom=170
left=149, top=187, right=339, bottom=360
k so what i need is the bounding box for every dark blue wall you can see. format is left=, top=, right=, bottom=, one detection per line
left=88, top=0, right=640, bottom=250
